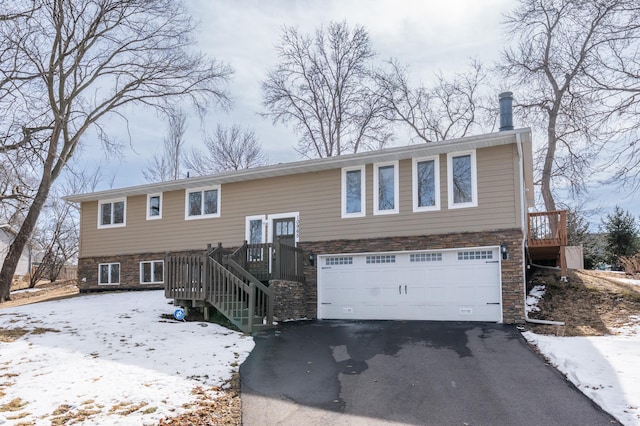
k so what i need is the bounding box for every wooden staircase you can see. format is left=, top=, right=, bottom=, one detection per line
left=164, top=241, right=305, bottom=333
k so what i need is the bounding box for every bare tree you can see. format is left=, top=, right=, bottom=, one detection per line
left=375, top=59, right=494, bottom=143
left=185, top=124, right=268, bottom=175
left=30, top=193, right=78, bottom=286
left=499, top=0, right=640, bottom=212
left=0, top=0, right=232, bottom=301
left=261, top=21, right=391, bottom=158
left=29, top=167, right=101, bottom=287
left=143, top=109, right=187, bottom=182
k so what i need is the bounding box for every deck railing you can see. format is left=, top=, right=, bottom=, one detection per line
left=528, top=210, right=568, bottom=247
left=165, top=240, right=304, bottom=333
left=229, top=240, right=305, bottom=283
left=165, top=254, right=207, bottom=301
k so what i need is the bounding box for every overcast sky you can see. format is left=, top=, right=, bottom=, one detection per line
left=74, top=0, right=637, bottom=222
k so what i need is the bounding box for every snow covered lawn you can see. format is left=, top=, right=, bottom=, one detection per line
left=524, top=281, right=640, bottom=426
left=0, top=290, right=254, bottom=425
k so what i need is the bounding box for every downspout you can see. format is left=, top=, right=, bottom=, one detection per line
left=516, top=133, right=565, bottom=326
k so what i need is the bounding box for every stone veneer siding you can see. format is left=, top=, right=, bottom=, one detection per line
left=78, top=229, right=525, bottom=323
left=77, top=249, right=203, bottom=292
left=270, top=279, right=308, bottom=322
left=296, top=228, right=525, bottom=324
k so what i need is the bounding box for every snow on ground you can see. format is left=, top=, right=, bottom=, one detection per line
left=525, top=284, right=545, bottom=313
left=523, top=330, right=640, bottom=426
left=524, top=285, right=640, bottom=425
left=0, top=290, right=254, bottom=425
left=10, top=287, right=45, bottom=294
left=612, top=277, right=640, bottom=287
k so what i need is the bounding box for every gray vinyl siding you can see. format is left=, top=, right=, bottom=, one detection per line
left=79, top=144, right=521, bottom=257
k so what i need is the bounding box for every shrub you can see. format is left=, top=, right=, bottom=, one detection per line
left=620, top=254, right=640, bottom=274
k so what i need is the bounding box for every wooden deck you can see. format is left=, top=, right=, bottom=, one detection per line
left=165, top=241, right=305, bottom=333
left=527, top=210, right=568, bottom=275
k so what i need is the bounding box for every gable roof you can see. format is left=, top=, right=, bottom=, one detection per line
left=65, top=128, right=532, bottom=203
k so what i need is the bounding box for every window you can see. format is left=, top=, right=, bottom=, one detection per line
left=410, top=253, right=442, bottom=262
left=341, top=166, right=366, bottom=218
left=448, top=150, right=477, bottom=209
left=325, top=257, right=353, bottom=266
left=98, top=263, right=120, bottom=285
left=366, top=255, right=396, bottom=264
left=373, top=161, right=399, bottom=215
left=457, top=250, right=493, bottom=260
left=140, top=260, right=164, bottom=284
left=412, top=156, right=440, bottom=212
left=98, top=198, right=126, bottom=228
left=147, top=193, right=162, bottom=220
left=185, top=186, right=220, bottom=219
left=245, top=215, right=266, bottom=260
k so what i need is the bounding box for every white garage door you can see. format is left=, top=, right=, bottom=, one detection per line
left=317, top=247, right=502, bottom=322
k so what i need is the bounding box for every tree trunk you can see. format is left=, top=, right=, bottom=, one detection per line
left=0, top=161, right=53, bottom=302
left=541, top=110, right=558, bottom=213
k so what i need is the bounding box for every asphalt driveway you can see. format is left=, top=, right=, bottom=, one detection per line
left=240, top=321, right=618, bottom=425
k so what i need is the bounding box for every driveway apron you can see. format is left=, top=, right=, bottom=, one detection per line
left=240, top=321, right=618, bottom=426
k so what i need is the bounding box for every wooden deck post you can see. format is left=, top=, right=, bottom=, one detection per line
left=559, top=246, right=568, bottom=281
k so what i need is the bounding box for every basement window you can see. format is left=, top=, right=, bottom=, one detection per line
left=98, top=263, right=120, bottom=285
left=140, top=260, right=164, bottom=284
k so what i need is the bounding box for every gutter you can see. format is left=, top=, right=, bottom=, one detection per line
left=516, top=134, right=565, bottom=327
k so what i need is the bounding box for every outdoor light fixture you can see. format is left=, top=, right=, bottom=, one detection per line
left=308, top=251, right=315, bottom=266
left=500, top=242, right=509, bottom=260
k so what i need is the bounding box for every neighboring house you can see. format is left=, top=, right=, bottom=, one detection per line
left=0, top=225, right=32, bottom=279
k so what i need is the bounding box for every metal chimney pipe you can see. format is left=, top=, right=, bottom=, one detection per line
left=499, top=92, right=514, bottom=131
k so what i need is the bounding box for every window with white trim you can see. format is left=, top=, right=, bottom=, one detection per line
left=341, top=166, right=366, bottom=218
left=140, top=260, right=164, bottom=284
left=374, top=161, right=399, bottom=215
left=98, top=198, right=126, bottom=228
left=98, top=263, right=120, bottom=285
left=412, top=156, right=440, bottom=212
left=245, top=215, right=266, bottom=260
left=185, top=186, right=220, bottom=219
left=447, top=150, right=477, bottom=209
left=147, top=193, right=162, bottom=220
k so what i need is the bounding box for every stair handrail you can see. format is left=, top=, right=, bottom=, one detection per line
left=205, top=255, right=254, bottom=332
left=224, top=256, right=274, bottom=329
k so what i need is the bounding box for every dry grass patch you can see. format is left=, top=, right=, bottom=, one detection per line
left=527, top=268, right=640, bottom=336
left=0, top=328, right=30, bottom=342
left=0, top=327, right=59, bottom=343
left=50, top=402, right=102, bottom=425
left=109, top=400, right=149, bottom=416
left=2, top=280, right=79, bottom=309
left=158, top=373, right=242, bottom=426
left=0, top=397, right=27, bottom=412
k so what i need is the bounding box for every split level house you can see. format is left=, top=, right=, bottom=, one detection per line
left=66, top=118, right=569, bottom=333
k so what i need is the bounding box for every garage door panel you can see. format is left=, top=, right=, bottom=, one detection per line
left=318, top=247, right=502, bottom=322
